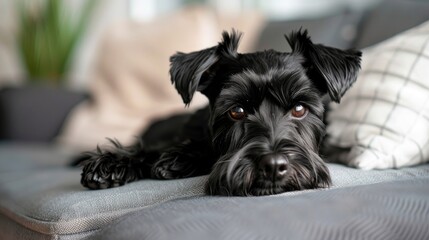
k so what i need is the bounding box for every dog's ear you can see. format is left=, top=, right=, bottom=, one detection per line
left=285, top=29, right=361, bottom=103
left=170, top=30, right=242, bottom=105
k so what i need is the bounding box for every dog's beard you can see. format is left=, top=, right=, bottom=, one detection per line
left=206, top=139, right=331, bottom=196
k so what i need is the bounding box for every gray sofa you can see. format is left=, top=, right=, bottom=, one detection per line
left=1, top=143, right=428, bottom=240
left=1, top=1, right=429, bottom=239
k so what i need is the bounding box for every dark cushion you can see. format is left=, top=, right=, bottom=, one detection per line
left=256, top=9, right=364, bottom=51
left=355, top=0, right=429, bottom=48
left=0, top=86, right=86, bottom=142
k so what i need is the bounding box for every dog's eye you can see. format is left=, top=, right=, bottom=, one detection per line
left=229, top=106, right=246, bottom=120
left=291, top=104, right=307, bottom=118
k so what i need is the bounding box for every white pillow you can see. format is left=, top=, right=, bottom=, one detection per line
left=326, top=20, right=429, bottom=169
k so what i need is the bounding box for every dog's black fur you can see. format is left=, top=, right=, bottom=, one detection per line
left=79, top=29, right=361, bottom=196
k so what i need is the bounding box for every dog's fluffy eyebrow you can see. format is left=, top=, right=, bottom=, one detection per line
left=246, top=68, right=323, bottom=110
left=219, top=68, right=311, bottom=108
left=269, top=71, right=321, bottom=106
left=240, top=69, right=275, bottom=82
left=218, top=73, right=266, bottom=106
left=227, top=69, right=279, bottom=94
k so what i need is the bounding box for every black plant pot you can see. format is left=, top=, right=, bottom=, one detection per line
left=0, top=85, right=87, bottom=142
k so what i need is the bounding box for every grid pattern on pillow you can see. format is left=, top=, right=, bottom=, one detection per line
left=326, top=21, right=429, bottom=169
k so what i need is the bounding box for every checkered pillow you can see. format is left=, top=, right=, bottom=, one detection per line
left=325, top=20, right=429, bottom=169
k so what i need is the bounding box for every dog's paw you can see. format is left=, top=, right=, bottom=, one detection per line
left=81, top=159, right=127, bottom=189
left=81, top=165, right=126, bottom=189
left=80, top=145, right=144, bottom=189
left=151, top=151, right=198, bottom=179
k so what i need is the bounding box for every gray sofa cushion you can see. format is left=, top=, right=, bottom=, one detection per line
left=1, top=143, right=429, bottom=239
left=256, top=9, right=364, bottom=51
left=0, top=143, right=205, bottom=239
left=95, top=177, right=429, bottom=240
left=355, top=0, right=429, bottom=48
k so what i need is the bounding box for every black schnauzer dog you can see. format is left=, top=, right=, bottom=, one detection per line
left=80, top=29, right=361, bottom=196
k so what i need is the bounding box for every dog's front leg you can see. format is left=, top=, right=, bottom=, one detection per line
left=80, top=139, right=156, bottom=189
left=151, top=138, right=215, bottom=179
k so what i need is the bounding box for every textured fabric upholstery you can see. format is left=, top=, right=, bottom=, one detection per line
left=95, top=177, right=429, bottom=240
left=1, top=143, right=429, bottom=239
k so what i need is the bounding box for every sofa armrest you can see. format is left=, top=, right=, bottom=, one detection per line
left=0, top=86, right=87, bottom=142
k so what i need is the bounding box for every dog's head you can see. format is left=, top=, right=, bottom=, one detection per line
left=170, top=29, right=361, bottom=196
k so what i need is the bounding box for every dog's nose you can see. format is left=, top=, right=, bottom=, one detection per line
left=259, top=155, right=288, bottom=181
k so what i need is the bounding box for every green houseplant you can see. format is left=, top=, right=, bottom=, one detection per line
left=17, top=0, right=98, bottom=85
left=0, top=1, right=97, bottom=141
